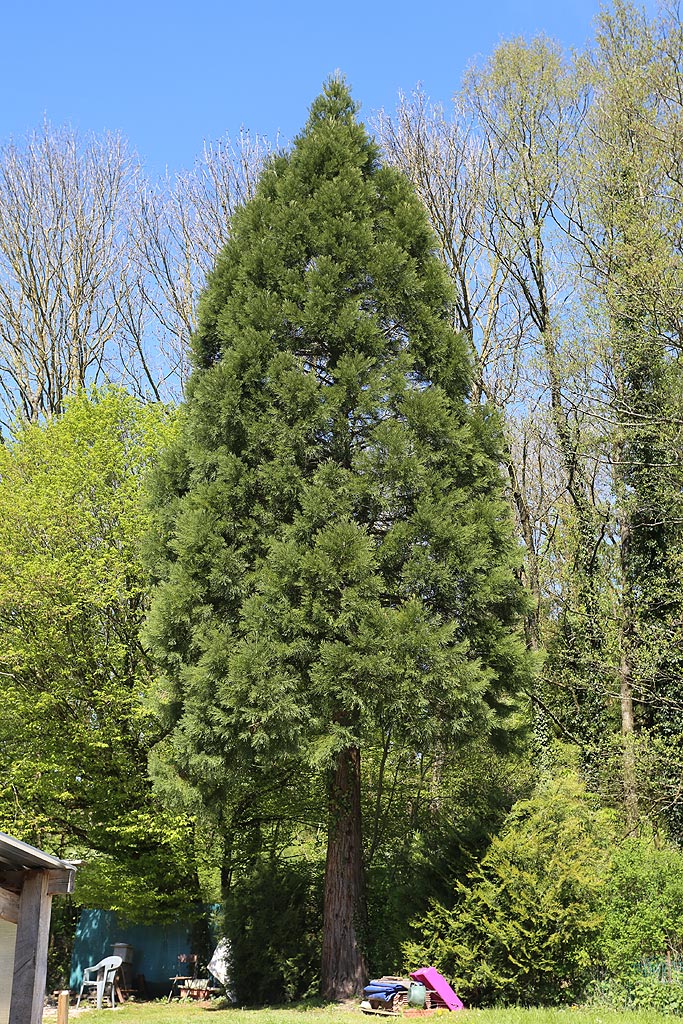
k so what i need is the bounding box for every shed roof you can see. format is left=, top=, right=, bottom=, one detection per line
left=0, top=831, right=77, bottom=873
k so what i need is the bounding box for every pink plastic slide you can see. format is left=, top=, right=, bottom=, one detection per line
left=409, top=967, right=464, bottom=1011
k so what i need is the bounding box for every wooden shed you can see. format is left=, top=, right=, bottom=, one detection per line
left=0, top=831, right=77, bottom=1024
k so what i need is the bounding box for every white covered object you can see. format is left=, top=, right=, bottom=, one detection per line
left=207, top=938, right=235, bottom=1000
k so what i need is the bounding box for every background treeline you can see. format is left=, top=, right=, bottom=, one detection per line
left=3, top=0, right=683, bottom=1007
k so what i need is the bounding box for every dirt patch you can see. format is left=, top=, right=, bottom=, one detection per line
left=43, top=1002, right=88, bottom=1019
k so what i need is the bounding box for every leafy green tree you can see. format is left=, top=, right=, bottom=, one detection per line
left=556, top=1, right=683, bottom=823
left=0, top=389, right=199, bottom=915
left=144, top=77, right=531, bottom=998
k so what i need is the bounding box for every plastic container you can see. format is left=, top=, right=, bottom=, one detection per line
left=112, top=942, right=134, bottom=964
left=408, top=982, right=426, bottom=1008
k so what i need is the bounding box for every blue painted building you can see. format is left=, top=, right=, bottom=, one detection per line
left=70, top=908, right=214, bottom=998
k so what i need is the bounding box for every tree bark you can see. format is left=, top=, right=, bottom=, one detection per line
left=321, top=744, right=367, bottom=1001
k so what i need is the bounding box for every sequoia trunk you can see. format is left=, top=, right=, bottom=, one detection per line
left=321, top=744, right=367, bottom=1000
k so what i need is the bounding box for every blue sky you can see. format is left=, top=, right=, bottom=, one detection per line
left=1, top=0, right=629, bottom=179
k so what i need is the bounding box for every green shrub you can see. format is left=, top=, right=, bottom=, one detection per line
left=600, top=835, right=683, bottom=982
left=404, top=774, right=615, bottom=1005
left=630, top=977, right=683, bottom=1014
left=586, top=973, right=683, bottom=1015
left=224, top=858, right=323, bottom=1004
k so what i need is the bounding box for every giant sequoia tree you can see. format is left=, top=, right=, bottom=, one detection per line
left=145, top=78, right=530, bottom=999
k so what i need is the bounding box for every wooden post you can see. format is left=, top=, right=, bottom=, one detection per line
left=57, top=990, right=69, bottom=1024
left=8, top=870, right=52, bottom=1024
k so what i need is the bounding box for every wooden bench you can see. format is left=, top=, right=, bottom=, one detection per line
left=178, top=978, right=222, bottom=1000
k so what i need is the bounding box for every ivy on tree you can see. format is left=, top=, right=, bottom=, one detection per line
left=145, top=77, right=531, bottom=999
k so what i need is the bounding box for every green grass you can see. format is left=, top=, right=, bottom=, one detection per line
left=467, top=1012, right=679, bottom=1024
left=73, top=1003, right=358, bottom=1024
left=73, top=1005, right=681, bottom=1024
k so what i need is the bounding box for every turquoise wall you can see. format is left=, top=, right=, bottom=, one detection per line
left=70, top=909, right=198, bottom=998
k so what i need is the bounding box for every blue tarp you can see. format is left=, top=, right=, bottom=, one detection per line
left=363, top=980, right=409, bottom=1007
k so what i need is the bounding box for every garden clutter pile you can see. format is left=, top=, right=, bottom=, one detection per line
left=360, top=967, right=464, bottom=1015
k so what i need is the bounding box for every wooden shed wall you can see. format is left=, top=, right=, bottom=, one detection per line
left=0, top=918, right=16, bottom=1024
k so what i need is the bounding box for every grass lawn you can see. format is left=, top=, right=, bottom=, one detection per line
left=68, top=1005, right=680, bottom=1024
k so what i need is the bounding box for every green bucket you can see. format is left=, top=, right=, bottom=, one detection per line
left=408, top=982, right=426, bottom=1008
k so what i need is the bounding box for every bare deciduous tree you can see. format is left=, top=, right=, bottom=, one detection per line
left=0, top=123, right=141, bottom=426
left=0, top=123, right=272, bottom=426
left=375, top=89, right=522, bottom=407
left=375, top=47, right=590, bottom=659
left=132, top=131, right=273, bottom=398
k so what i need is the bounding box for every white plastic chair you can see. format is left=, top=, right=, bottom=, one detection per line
left=76, top=954, right=123, bottom=1009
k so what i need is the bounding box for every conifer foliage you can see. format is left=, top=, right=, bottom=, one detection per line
left=145, top=77, right=530, bottom=999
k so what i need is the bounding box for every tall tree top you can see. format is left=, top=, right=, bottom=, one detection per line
left=303, top=74, right=363, bottom=131
left=191, top=77, right=470, bottom=397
